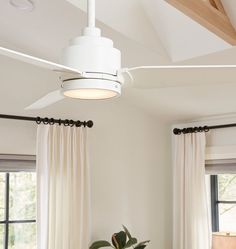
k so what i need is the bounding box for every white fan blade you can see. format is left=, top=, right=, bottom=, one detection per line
left=124, top=65, right=236, bottom=88
left=0, top=47, right=81, bottom=76
left=25, top=90, right=65, bottom=110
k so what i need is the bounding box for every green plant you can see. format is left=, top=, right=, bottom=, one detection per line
left=89, top=225, right=150, bottom=249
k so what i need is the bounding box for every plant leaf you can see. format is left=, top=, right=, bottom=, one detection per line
left=122, top=225, right=132, bottom=240
left=112, top=231, right=127, bottom=249
left=134, top=240, right=150, bottom=249
left=124, top=237, right=138, bottom=248
left=134, top=246, right=146, bottom=249
left=90, top=240, right=112, bottom=249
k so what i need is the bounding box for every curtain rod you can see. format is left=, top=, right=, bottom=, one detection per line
left=173, top=123, right=236, bottom=135
left=0, top=114, right=93, bottom=128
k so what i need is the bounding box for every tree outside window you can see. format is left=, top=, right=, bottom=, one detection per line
left=0, top=172, right=36, bottom=249
left=211, top=174, right=236, bottom=232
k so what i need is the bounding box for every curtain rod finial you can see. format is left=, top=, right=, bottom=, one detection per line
left=173, top=128, right=181, bottom=135
left=87, top=120, right=94, bottom=128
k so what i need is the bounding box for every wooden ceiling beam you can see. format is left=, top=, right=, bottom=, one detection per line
left=209, top=0, right=226, bottom=15
left=166, top=0, right=236, bottom=45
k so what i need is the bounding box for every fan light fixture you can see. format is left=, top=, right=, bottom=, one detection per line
left=62, top=79, right=121, bottom=100
left=60, top=0, right=122, bottom=100
left=10, top=0, right=34, bottom=11
left=3, top=0, right=235, bottom=110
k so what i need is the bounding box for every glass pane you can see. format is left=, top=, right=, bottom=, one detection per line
left=219, top=203, right=236, bottom=232
left=9, top=172, right=36, bottom=220
left=8, top=223, right=36, bottom=249
left=218, top=174, right=236, bottom=201
left=0, top=173, right=5, bottom=221
left=0, top=224, right=4, bottom=249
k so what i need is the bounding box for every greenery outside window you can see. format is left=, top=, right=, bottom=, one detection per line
left=211, top=174, right=236, bottom=233
left=0, top=155, right=36, bottom=249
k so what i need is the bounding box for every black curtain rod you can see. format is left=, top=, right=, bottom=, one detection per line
left=0, top=114, right=93, bottom=128
left=173, top=123, right=236, bottom=135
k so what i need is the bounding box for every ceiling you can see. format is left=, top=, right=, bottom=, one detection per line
left=1, top=0, right=236, bottom=123
left=66, top=0, right=231, bottom=61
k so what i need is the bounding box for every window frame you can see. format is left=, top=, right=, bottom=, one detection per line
left=210, top=175, right=236, bottom=232
left=0, top=155, right=36, bottom=249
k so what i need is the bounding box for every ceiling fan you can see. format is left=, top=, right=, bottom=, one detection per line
left=1, top=0, right=236, bottom=110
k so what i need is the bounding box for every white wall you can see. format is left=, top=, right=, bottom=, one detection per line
left=0, top=102, right=172, bottom=249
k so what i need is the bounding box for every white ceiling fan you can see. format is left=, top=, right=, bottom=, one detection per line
left=1, top=0, right=236, bottom=110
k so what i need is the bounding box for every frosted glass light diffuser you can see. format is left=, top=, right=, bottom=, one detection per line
left=62, top=79, right=121, bottom=100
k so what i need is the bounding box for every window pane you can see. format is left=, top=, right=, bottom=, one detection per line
left=218, top=174, right=236, bottom=201
left=9, top=172, right=36, bottom=220
left=0, top=173, right=5, bottom=221
left=0, top=224, right=4, bottom=249
left=8, top=223, right=36, bottom=249
left=219, top=203, right=236, bottom=232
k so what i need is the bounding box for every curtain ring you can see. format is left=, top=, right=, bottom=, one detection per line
left=49, top=118, right=55, bottom=125
left=36, top=117, right=41, bottom=124
left=69, top=120, right=74, bottom=127
left=43, top=118, right=49, bottom=125
left=186, top=128, right=192, bottom=133
left=64, top=119, right=70, bottom=126
left=75, top=121, right=81, bottom=127
left=199, top=126, right=204, bottom=132
left=58, top=119, right=62, bottom=126
left=204, top=126, right=210, bottom=132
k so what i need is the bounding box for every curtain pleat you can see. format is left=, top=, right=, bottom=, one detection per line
left=37, top=125, right=90, bottom=249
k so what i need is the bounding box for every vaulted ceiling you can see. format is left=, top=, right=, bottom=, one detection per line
left=66, top=0, right=233, bottom=61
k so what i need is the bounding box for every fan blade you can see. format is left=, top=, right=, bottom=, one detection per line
left=0, top=46, right=81, bottom=76
left=25, top=90, right=65, bottom=110
left=124, top=65, right=236, bottom=88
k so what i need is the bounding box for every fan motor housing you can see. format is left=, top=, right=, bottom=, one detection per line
left=60, top=28, right=123, bottom=100
left=61, top=27, right=121, bottom=76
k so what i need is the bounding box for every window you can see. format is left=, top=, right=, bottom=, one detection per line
left=211, top=174, right=236, bottom=232
left=0, top=155, right=36, bottom=249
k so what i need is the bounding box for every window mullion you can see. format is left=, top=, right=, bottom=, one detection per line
left=8, top=220, right=36, bottom=224
left=217, top=201, right=236, bottom=204
left=211, top=175, right=219, bottom=232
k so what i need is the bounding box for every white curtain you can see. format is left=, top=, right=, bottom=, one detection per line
left=36, top=125, right=91, bottom=249
left=173, top=133, right=211, bottom=249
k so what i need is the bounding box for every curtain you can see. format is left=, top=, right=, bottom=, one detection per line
left=36, top=125, right=91, bottom=249
left=173, top=133, right=211, bottom=249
